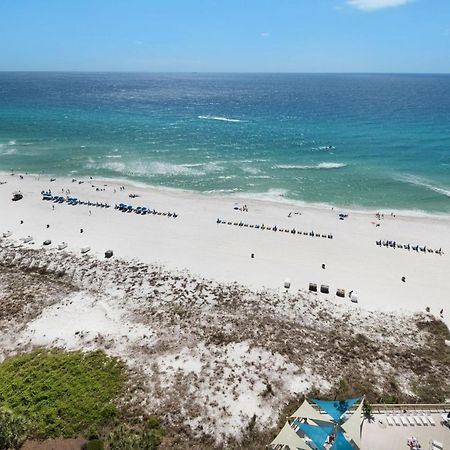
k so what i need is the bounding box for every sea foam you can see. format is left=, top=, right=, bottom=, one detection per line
left=273, top=162, right=347, bottom=170
left=198, top=115, right=241, bottom=123
left=87, top=160, right=223, bottom=177
left=396, top=174, right=450, bottom=198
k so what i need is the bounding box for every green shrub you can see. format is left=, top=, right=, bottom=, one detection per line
left=0, top=408, right=29, bottom=450
left=83, top=439, right=104, bottom=450
left=0, top=349, right=124, bottom=438
left=108, top=418, right=164, bottom=450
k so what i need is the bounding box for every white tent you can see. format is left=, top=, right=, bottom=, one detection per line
left=290, top=399, right=332, bottom=423
left=341, top=398, right=364, bottom=449
left=270, top=421, right=309, bottom=449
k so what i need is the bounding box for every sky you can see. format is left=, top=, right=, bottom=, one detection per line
left=0, top=0, right=449, bottom=72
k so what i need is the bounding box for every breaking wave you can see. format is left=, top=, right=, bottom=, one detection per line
left=395, top=174, right=450, bottom=198
left=198, top=115, right=241, bottom=123
left=273, top=162, right=347, bottom=170
left=86, top=160, right=223, bottom=177
left=0, top=147, right=17, bottom=156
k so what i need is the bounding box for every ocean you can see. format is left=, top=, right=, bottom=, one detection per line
left=0, top=72, right=449, bottom=213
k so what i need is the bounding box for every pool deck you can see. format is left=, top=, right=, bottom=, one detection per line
left=362, top=412, right=450, bottom=449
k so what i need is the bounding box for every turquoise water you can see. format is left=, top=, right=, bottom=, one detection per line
left=0, top=72, right=449, bottom=213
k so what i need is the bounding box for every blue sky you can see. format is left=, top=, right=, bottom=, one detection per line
left=0, top=0, right=449, bottom=72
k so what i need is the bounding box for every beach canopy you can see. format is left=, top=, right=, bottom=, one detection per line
left=295, top=422, right=334, bottom=450
left=271, top=397, right=364, bottom=450
left=341, top=398, right=364, bottom=448
left=270, top=421, right=308, bottom=449
left=330, top=429, right=355, bottom=450
left=290, top=399, right=332, bottom=422
left=310, top=397, right=361, bottom=422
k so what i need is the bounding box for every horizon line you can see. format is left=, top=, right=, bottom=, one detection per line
left=0, top=70, right=450, bottom=75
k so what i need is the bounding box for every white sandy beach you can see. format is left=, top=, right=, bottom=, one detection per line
left=1, top=171, right=449, bottom=328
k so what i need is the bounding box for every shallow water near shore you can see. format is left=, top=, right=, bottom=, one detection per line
left=1, top=72, right=449, bottom=213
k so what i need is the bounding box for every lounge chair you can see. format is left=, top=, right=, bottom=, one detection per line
left=400, top=416, right=408, bottom=426
left=407, top=415, right=415, bottom=426
left=393, top=416, right=401, bottom=426
left=385, top=415, right=394, bottom=426
left=413, top=415, right=422, bottom=425
left=427, top=414, right=436, bottom=426
left=81, top=246, right=90, bottom=254
left=57, top=242, right=67, bottom=250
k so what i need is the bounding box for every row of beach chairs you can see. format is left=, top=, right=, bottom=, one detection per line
left=115, top=203, right=178, bottom=218
left=383, top=412, right=436, bottom=427
left=216, top=219, right=333, bottom=239
left=375, top=240, right=443, bottom=255
left=42, top=192, right=111, bottom=208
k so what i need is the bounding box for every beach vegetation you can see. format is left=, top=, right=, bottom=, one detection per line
left=0, top=408, right=29, bottom=450
left=107, top=417, right=164, bottom=450
left=0, top=349, right=124, bottom=439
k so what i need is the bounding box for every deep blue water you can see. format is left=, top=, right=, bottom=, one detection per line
left=0, top=72, right=449, bottom=212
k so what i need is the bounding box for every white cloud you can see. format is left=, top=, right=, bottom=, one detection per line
left=260, top=32, right=270, bottom=38
left=346, top=0, right=412, bottom=11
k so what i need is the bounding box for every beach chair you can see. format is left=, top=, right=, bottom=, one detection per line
left=407, top=415, right=415, bottom=426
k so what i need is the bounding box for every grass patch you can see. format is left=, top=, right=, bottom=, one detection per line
left=0, top=349, right=124, bottom=438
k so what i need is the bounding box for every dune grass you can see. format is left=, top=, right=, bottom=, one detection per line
left=0, top=349, right=124, bottom=438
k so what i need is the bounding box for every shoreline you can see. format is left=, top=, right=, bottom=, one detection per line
left=5, top=169, right=450, bottom=221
